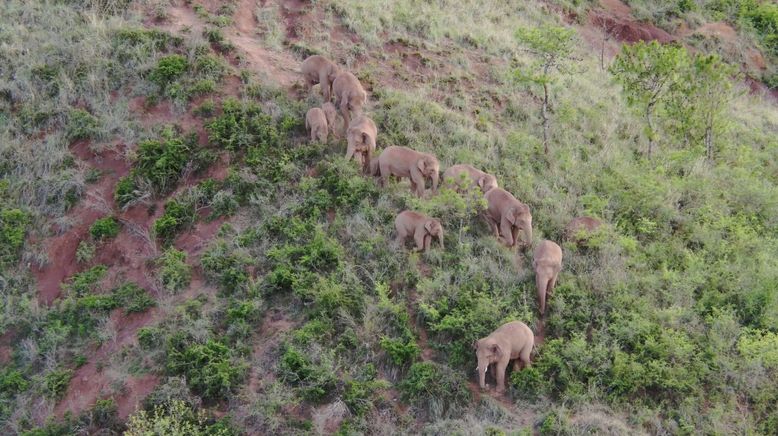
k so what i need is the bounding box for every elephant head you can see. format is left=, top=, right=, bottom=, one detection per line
left=507, top=204, right=532, bottom=246
left=424, top=219, right=444, bottom=250
left=348, top=89, right=367, bottom=115
left=474, top=338, right=502, bottom=389
left=477, top=174, right=498, bottom=193
left=417, top=155, right=440, bottom=193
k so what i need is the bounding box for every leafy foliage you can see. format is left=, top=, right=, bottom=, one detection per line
left=165, top=337, right=247, bottom=401
left=89, top=216, right=120, bottom=240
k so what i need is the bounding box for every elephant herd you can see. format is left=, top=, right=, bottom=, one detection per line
left=300, top=55, right=603, bottom=394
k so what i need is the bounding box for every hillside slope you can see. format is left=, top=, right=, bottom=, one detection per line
left=1, top=0, right=777, bottom=434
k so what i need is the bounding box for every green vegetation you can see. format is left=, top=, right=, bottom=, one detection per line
left=89, top=216, right=120, bottom=240
left=157, top=247, right=192, bottom=293
left=2, top=0, right=777, bottom=434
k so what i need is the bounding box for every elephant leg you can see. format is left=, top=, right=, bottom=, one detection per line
left=395, top=229, right=407, bottom=247
left=495, top=360, right=509, bottom=393
left=519, top=345, right=532, bottom=369
left=319, top=71, right=330, bottom=101
left=548, top=274, right=558, bottom=296
left=409, top=179, right=417, bottom=194
left=513, top=359, right=522, bottom=371
left=536, top=274, right=548, bottom=315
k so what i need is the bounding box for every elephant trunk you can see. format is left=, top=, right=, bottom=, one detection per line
left=478, top=360, right=488, bottom=389
left=431, top=171, right=439, bottom=193
left=438, top=229, right=444, bottom=250
left=524, top=225, right=533, bottom=246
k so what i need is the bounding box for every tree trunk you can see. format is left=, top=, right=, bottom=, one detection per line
left=542, top=81, right=549, bottom=154
left=645, top=103, right=655, bottom=158
left=705, top=124, right=713, bottom=161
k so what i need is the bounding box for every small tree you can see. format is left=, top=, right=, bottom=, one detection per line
left=667, top=54, right=738, bottom=161
left=609, top=41, right=688, bottom=158
left=515, top=25, right=579, bottom=154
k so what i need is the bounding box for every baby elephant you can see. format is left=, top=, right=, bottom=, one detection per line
left=305, top=107, right=329, bottom=143
left=300, top=55, right=339, bottom=101
left=474, top=321, right=534, bottom=393
left=483, top=188, right=532, bottom=248
left=378, top=146, right=440, bottom=197
left=564, top=216, right=602, bottom=244
left=443, top=164, right=498, bottom=194
left=533, top=240, right=562, bottom=315
left=394, top=210, right=444, bottom=252
left=345, top=115, right=377, bottom=173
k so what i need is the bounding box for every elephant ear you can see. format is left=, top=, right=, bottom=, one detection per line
left=472, top=339, right=480, bottom=350
left=506, top=207, right=518, bottom=225
left=424, top=220, right=433, bottom=234
left=491, top=344, right=502, bottom=358
left=362, top=132, right=370, bottom=145
left=477, top=176, right=486, bottom=189
left=417, top=158, right=426, bottom=172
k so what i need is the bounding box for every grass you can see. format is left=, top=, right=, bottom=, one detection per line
left=2, top=0, right=777, bottom=434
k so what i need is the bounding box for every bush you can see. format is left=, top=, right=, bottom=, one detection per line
left=0, top=368, right=28, bottom=395
left=206, top=98, right=289, bottom=151
left=113, top=282, right=156, bottom=313
left=150, top=54, right=188, bottom=88
left=89, top=216, right=120, bottom=240
left=65, top=108, right=100, bottom=142
left=157, top=247, right=192, bottom=292
left=0, top=208, right=28, bottom=265
left=153, top=197, right=197, bottom=245
left=64, top=265, right=107, bottom=296
left=44, top=369, right=73, bottom=399
left=75, top=240, right=96, bottom=263
left=125, top=399, right=235, bottom=436
left=278, top=346, right=338, bottom=403
left=134, top=128, right=193, bottom=194
left=137, top=327, right=163, bottom=349
left=165, top=338, right=247, bottom=401
left=398, top=362, right=470, bottom=420
left=201, top=240, right=250, bottom=294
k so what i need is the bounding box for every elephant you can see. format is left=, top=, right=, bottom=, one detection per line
left=443, top=164, right=498, bottom=194
left=377, top=146, right=440, bottom=198
left=300, top=55, right=339, bottom=102
left=483, top=188, right=532, bottom=248
left=322, top=102, right=339, bottom=137
left=474, top=321, right=534, bottom=393
left=332, top=71, right=367, bottom=128
left=305, top=107, right=328, bottom=143
left=368, top=156, right=381, bottom=178
left=564, top=216, right=602, bottom=244
left=345, top=115, right=377, bottom=173
left=533, top=240, right=562, bottom=315
left=394, top=210, right=444, bottom=252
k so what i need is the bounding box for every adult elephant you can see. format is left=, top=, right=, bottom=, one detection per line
left=377, top=146, right=440, bottom=198
left=483, top=188, right=532, bottom=248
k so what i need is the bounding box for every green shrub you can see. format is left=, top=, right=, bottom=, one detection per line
left=0, top=368, right=28, bottom=395
left=44, top=369, right=73, bottom=399
left=153, top=198, right=197, bottom=245
left=165, top=338, right=247, bottom=401
left=157, top=247, right=192, bottom=292
left=125, top=399, right=235, bottom=436
left=114, top=176, right=139, bottom=208
left=206, top=98, right=287, bottom=151
left=278, top=346, right=338, bottom=403
left=113, top=283, right=156, bottom=313
left=89, top=398, right=120, bottom=430
left=65, top=108, right=100, bottom=142
left=0, top=208, right=29, bottom=265
left=398, top=362, right=470, bottom=419
left=137, top=327, right=163, bottom=349
left=201, top=240, right=250, bottom=293
left=150, top=54, right=188, bottom=88
left=89, top=216, right=120, bottom=240
left=75, top=240, right=96, bottom=263
left=133, top=128, right=193, bottom=194
left=64, top=265, right=107, bottom=296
